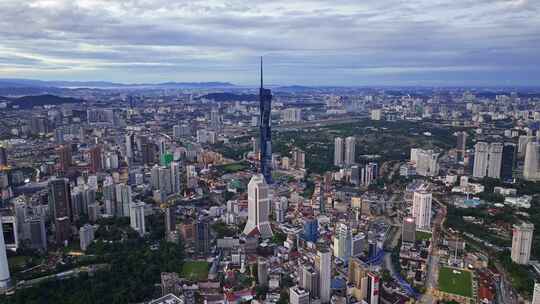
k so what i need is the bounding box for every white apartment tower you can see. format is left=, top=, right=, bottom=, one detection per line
left=243, top=174, right=273, bottom=238
left=487, top=142, right=503, bottom=179
left=473, top=142, right=489, bottom=178
left=344, top=136, right=356, bottom=166
left=524, top=142, right=540, bottom=181
left=130, top=202, right=146, bottom=236
left=334, top=137, right=344, bottom=166
left=317, top=249, right=332, bottom=303
left=412, top=191, right=432, bottom=229
left=511, top=222, right=534, bottom=265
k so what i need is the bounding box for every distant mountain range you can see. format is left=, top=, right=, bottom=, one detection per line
left=0, top=94, right=84, bottom=109
left=198, top=92, right=258, bottom=102
left=0, top=79, right=235, bottom=89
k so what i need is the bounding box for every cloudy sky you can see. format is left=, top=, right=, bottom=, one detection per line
left=0, top=0, right=538, bottom=86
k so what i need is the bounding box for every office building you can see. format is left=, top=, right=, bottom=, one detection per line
left=351, top=233, right=366, bottom=257
left=88, top=145, right=102, bottom=173
left=344, top=136, right=356, bottom=165
left=56, top=145, right=72, bottom=172
left=302, top=218, right=319, bottom=243
left=317, top=249, right=331, bottom=303
left=0, top=217, right=11, bottom=289
left=243, top=174, right=273, bottom=239
left=79, top=224, right=95, bottom=251
left=402, top=217, right=416, bottom=243
left=501, top=143, right=516, bottom=181
left=334, top=223, right=352, bottom=262
left=487, top=142, right=503, bottom=179
left=334, top=137, right=344, bottom=166
left=511, top=222, right=534, bottom=265
left=518, top=135, right=534, bottom=157
left=48, top=178, right=72, bottom=244
left=412, top=191, right=432, bottom=229
left=473, top=142, right=489, bottom=178
left=130, top=202, right=146, bottom=236
left=275, top=199, right=287, bottom=223
left=290, top=286, right=310, bottom=304
left=25, top=216, right=47, bottom=251
left=411, top=148, right=439, bottom=177
left=524, top=142, right=540, bottom=181
left=259, top=58, right=273, bottom=184
left=195, top=220, right=210, bottom=255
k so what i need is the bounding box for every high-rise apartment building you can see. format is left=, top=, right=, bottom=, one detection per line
left=130, top=202, right=146, bottom=236
left=344, top=136, right=356, bottom=165
left=412, top=191, right=432, bottom=229
left=0, top=217, right=11, bottom=289
left=334, top=223, right=352, bottom=262
left=524, top=142, right=540, bottom=181
left=511, top=222, right=534, bottom=265
left=334, top=137, right=344, bottom=166
left=473, top=142, right=489, bottom=178
left=317, top=248, right=332, bottom=303
left=487, top=142, right=503, bottom=179
left=402, top=217, right=416, bottom=243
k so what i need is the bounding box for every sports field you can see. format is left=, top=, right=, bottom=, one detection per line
left=438, top=266, right=473, bottom=298
left=181, top=261, right=210, bottom=281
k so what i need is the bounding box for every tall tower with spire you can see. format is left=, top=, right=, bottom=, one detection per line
left=259, top=57, right=273, bottom=184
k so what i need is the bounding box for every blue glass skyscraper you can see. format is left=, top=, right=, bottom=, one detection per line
left=259, top=58, right=273, bottom=184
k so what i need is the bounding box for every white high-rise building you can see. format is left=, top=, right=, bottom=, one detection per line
left=487, top=142, right=503, bottom=179
left=290, top=286, right=310, bottom=304
left=413, top=149, right=439, bottom=177
left=130, top=202, right=146, bottom=236
left=532, top=282, right=540, bottom=304
left=524, top=142, right=540, bottom=181
left=115, top=183, right=132, bottom=217
left=317, top=249, right=332, bottom=303
left=0, top=216, right=11, bottom=289
left=333, top=222, right=352, bottom=262
left=412, top=191, right=432, bottom=229
left=518, top=135, right=534, bottom=157
left=511, top=222, right=534, bottom=265
left=334, top=137, right=344, bottom=166
left=243, top=174, right=273, bottom=239
left=79, top=224, right=95, bottom=251
left=344, top=136, right=356, bottom=165
left=473, top=142, right=489, bottom=178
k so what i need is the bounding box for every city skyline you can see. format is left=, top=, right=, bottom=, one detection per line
left=0, top=0, right=538, bottom=86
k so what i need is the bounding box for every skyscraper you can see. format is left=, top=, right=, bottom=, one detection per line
left=170, top=162, right=182, bottom=194
left=334, top=137, right=344, bottom=166
left=302, top=218, right=319, bottom=243
left=195, top=220, right=210, bottom=255
left=511, top=222, right=534, bottom=265
left=48, top=178, right=72, bottom=221
left=290, top=286, right=310, bottom=304
left=473, top=142, right=489, bottom=178
left=56, top=145, right=72, bottom=173
left=501, top=143, right=516, bottom=181
left=412, top=191, right=432, bottom=229
left=334, top=222, right=352, bottom=262
left=524, top=141, right=540, bottom=181
left=317, top=248, right=332, bottom=303
left=257, top=257, right=268, bottom=286
left=301, top=265, right=319, bottom=299
left=89, top=145, right=102, bottom=173
left=259, top=58, right=273, bottom=184
left=487, top=142, right=503, bottom=179
left=130, top=202, right=146, bottom=236
left=0, top=216, right=11, bottom=289
left=243, top=174, right=273, bottom=239
left=344, top=136, right=356, bottom=165
left=79, top=224, right=95, bottom=251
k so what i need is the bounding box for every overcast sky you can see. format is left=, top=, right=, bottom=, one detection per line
left=0, top=0, right=538, bottom=86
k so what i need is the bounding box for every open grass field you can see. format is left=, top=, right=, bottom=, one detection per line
left=416, top=230, right=432, bottom=241
left=217, top=162, right=248, bottom=173
left=181, top=261, right=210, bottom=281
left=438, top=266, right=473, bottom=298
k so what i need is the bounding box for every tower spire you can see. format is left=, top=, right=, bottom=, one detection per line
left=260, top=56, right=263, bottom=88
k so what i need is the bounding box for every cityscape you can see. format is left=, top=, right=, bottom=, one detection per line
left=0, top=1, right=540, bottom=304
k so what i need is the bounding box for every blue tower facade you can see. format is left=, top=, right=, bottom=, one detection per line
left=259, top=58, right=273, bottom=184
left=302, top=218, right=319, bottom=243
